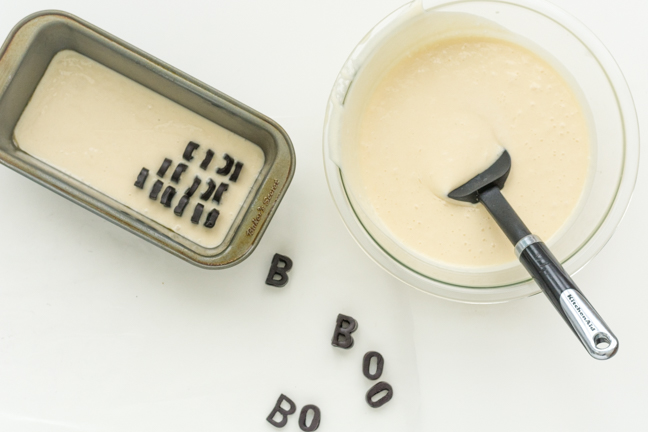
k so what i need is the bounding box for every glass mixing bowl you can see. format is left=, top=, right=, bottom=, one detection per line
left=323, top=0, right=639, bottom=303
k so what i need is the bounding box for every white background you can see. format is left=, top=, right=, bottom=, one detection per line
left=0, top=0, right=646, bottom=431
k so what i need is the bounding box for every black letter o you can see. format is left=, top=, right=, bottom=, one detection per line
left=298, top=404, right=321, bottom=431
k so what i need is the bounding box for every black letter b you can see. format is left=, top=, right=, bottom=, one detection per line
left=266, top=394, right=296, bottom=428
left=266, top=254, right=293, bottom=287
left=331, top=313, right=358, bottom=349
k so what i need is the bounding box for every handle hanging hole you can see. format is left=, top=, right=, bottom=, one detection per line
left=594, top=333, right=611, bottom=350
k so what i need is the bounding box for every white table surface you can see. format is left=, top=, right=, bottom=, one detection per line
left=0, top=1, right=646, bottom=431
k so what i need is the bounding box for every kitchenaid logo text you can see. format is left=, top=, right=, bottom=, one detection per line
left=567, top=293, right=596, bottom=332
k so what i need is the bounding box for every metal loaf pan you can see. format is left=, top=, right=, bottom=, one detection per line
left=0, top=11, right=295, bottom=268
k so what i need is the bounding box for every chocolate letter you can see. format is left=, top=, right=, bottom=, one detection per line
left=362, top=351, right=384, bottom=380
left=204, top=208, right=220, bottom=228
left=265, top=253, right=293, bottom=287
left=185, top=176, right=201, bottom=197
left=156, top=158, right=172, bottom=178
left=191, top=203, right=204, bottom=224
left=134, top=168, right=149, bottom=188
left=266, top=394, right=296, bottom=428
left=216, top=154, right=234, bottom=175
left=174, top=195, right=190, bottom=216
left=365, top=382, right=393, bottom=408
left=183, top=141, right=200, bottom=161
left=212, top=182, right=229, bottom=204
left=200, top=149, right=214, bottom=170
left=331, top=314, right=358, bottom=349
left=298, top=405, right=321, bottom=431
left=170, top=163, right=188, bottom=183
left=200, top=178, right=216, bottom=201
left=160, top=186, right=176, bottom=207
left=149, top=180, right=163, bottom=200
left=229, top=161, right=243, bottom=182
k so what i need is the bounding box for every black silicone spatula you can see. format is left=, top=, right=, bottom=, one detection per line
left=448, top=150, right=618, bottom=360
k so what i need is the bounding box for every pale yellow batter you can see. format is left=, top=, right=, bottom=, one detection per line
left=14, top=50, right=264, bottom=248
left=341, top=36, right=590, bottom=268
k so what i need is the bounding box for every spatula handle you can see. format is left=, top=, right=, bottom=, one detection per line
left=479, top=186, right=618, bottom=360
left=517, top=238, right=618, bottom=360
